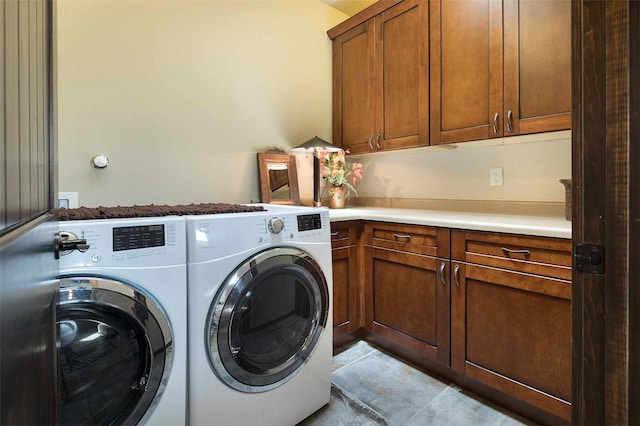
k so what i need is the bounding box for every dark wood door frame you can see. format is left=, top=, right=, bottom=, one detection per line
left=572, top=1, right=639, bottom=424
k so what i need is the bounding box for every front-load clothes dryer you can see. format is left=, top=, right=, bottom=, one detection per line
left=56, top=216, right=187, bottom=426
left=185, top=205, right=333, bottom=425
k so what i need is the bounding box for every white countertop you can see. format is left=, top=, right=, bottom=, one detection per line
left=328, top=207, right=572, bottom=239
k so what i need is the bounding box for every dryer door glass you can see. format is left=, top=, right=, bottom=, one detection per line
left=208, top=247, right=329, bottom=393
left=57, top=277, right=173, bottom=426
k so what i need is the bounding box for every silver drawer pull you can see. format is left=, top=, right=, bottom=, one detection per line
left=330, top=232, right=339, bottom=237
left=454, top=264, right=460, bottom=288
left=393, top=234, right=412, bottom=241
left=440, top=262, right=446, bottom=286
left=501, top=247, right=531, bottom=257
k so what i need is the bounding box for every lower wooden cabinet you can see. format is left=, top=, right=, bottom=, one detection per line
left=451, top=230, right=572, bottom=421
left=364, top=222, right=450, bottom=365
left=331, top=222, right=360, bottom=346
left=330, top=219, right=572, bottom=423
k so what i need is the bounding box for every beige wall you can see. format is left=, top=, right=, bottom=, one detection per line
left=57, top=0, right=347, bottom=207
left=57, top=0, right=570, bottom=208
left=352, top=132, right=571, bottom=202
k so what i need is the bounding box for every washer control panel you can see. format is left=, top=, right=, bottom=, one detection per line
left=58, top=217, right=185, bottom=268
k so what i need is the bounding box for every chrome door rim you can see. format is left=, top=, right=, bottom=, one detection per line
left=57, top=275, right=173, bottom=425
left=206, top=247, right=328, bottom=393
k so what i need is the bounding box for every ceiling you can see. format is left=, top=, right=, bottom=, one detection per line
left=321, top=0, right=377, bottom=16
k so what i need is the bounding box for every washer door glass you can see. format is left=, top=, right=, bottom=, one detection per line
left=208, top=247, right=329, bottom=393
left=57, top=276, right=173, bottom=426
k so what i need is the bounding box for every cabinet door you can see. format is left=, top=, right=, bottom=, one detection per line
left=366, top=247, right=450, bottom=365
left=331, top=222, right=360, bottom=347
left=375, top=0, right=429, bottom=151
left=451, top=262, right=571, bottom=421
left=503, top=0, right=571, bottom=135
left=332, top=20, right=375, bottom=154
left=430, top=0, right=503, bottom=144
left=332, top=244, right=359, bottom=338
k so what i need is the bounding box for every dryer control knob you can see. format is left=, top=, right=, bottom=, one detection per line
left=267, top=217, right=284, bottom=234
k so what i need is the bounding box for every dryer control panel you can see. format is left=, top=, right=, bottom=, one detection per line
left=185, top=207, right=330, bottom=264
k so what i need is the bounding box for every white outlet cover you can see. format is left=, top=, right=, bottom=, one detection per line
left=490, top=168, right=504, bottom=187
left=58, top=192, right=79, bottom=208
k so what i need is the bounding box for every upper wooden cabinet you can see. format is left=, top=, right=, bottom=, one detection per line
left=430, top=0, right=571, bottom=145
left=331, top=20, right=375, bottom=154
left=330, top=0, right=429, bottom=154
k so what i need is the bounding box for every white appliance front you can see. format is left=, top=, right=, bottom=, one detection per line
left=186, top=205, right=333, bottom=426
left=56, top=217, right=187, bottom=426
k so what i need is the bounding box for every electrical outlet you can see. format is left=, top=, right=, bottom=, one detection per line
left=490, top=168, right=503, bottom=187
left=58, top=192, right=79, bottom=208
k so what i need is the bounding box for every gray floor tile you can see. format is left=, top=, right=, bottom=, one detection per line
left=404, top=386, right=534, bottom=426
left=298, top=384, right=389, bottom=426
left=332, top=350, right=450, bottom=425
left=332, top=340, right=378, bottom=372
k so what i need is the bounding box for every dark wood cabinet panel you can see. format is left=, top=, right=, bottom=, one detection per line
left=503, top=0, right=571, bottom=135
left=332, top=21, right=375, bottom=154
left=375, top=0, right=428, bottom=151
left=451, top=229, right=572, bottom=280
left=365, top=222, right=450, bottom=365
left=371, top=251, right=437, bottom=345
left=331, top=222, right=360, bottom=346
left=331, top=0, right=428, bottom=153
left=431, top=0, right=571, bottom=145
left=451, top=231, right=572, bottom=422
left=430, top=0, right=502, bottom=144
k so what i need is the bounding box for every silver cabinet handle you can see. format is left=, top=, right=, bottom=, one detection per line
left=440, top=262, right=446, bottom=286
left=453, top=264, right=460, bottom=288
left=506, top=110, right=513, bottom=133
left=493, top=112, right=499, bottom=134
left=375, top=133, right=381, bottom=149
left=368, top=134, right=373, bottom=150
left=393, top=234, right=412, bottom=241
left=330, top=231, right=339, bottom=237
left=501, top=247, right=531, bottom=257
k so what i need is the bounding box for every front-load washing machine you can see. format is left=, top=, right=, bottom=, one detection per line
left=185, top=205, right=332, bottom=425
left=56, top=216, right=187, bottom=425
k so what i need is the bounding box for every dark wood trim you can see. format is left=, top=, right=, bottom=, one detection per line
left=326, top=0, right=404, bottom=40
left=629, top=2, right=640, bottom=424
left=47, top=0, right=55, bottom=212
left=573, top=0, right=638, bottom=423
left=604, top=1, right=630, bottom=423
left=571, top=1, right=606, bottom=424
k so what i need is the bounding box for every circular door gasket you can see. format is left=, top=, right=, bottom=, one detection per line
left=57, top=275, right=173, bottom=425
left=206, top=247, right=329, bottom=393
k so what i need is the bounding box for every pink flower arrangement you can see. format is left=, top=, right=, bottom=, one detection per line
left=317, top=149, right=364, bottom=196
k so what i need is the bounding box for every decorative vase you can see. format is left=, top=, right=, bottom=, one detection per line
left=329, top=185, right=347, bottom=209
left=559, top=178, right=572, bottom=221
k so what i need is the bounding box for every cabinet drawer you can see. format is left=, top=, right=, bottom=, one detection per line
left=330, top=222, right=355, bottom=248
left=452, top=230, right=571, bottom=280
left=366, top=222, right=449, bottom=258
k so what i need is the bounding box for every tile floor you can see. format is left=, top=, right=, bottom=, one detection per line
left=300, top=340, right=535, bottom=426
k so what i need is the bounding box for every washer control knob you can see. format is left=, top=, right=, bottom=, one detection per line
left=267, top=217, right=284, bottom=234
